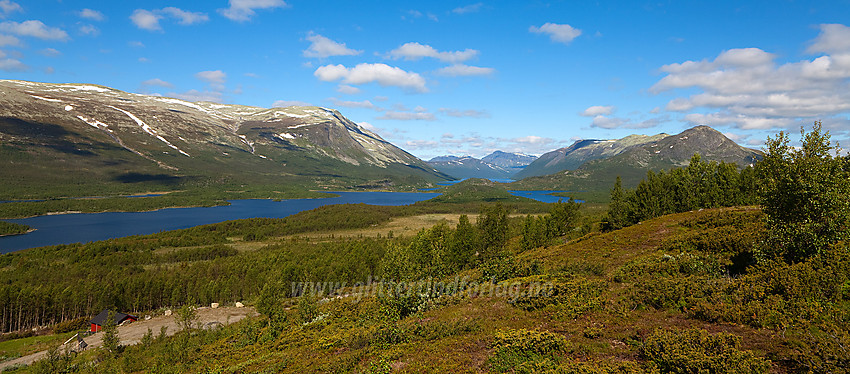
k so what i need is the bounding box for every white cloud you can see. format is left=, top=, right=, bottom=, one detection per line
left=195, top=70, right=227, bottom=84
left=303, top=32, right=361, bottom=58
left=38, top=48, right=60, bottom=57
left=78, top=8, right=105, bottom=21
left=0, top=20, right=69, bottom=41
left=452, top=3, right=483, bottom=14
left=219, top=0, right=287, bottom=22
left=79, top=24, right=99, bottom=36
left=0, top=56, right=26, bottom=71
left=131, top=8, right=207, bottom=31
left=651, top=25, right=850, bottom=130
left=388, top=42, right=479, bottom=63
left=591, top=115, right=667, bottom=129
left=404, top=10, right=438, bottom=22
left=272, top=99, right=311, bottom=107
left=128, top=41, right=144, bottom=48
left=160, top=7, right=209, bottom=25
left=439, top=108, right=490, bottom=118
left=436, top=64, right=494, bottom=76
left=0, top=1, right=22, bottom=18
left=130, top=10, right=162, bottom=31
left=169, top=89, right=223, bottom=103
left=529, top=22, right=582, bottom=44
left=337, top=85, right=361, bottom=95
left=328, top=98, right=382, bottom=111
left=807, top=24, right=850, bottom=54
left=580, top=105, right=615, bottom=116
left=0, top=34, right=19, bottom=46
left=141, top=78, right=174, bottom=88
left=377, top=111, right=436, bottom=121
left=315, top=63, right=427, bottom=92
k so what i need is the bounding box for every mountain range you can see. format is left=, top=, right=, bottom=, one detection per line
left=0, top=80, right=449, bottom=198
left=426, top=151, right=536, bottom=180
left=0, top=79, right=763, bottom=201
left=510, top=126, right=763, bottom=199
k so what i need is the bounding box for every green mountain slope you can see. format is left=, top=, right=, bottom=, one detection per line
left=511, top=126, right=762, bottom=201
left=0, top=80, right=449, bottom=198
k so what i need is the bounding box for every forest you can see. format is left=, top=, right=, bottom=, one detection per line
left=0, top=123, right=848, bottom=373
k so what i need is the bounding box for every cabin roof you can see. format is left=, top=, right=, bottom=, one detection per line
left=90, top=309, right=137, bottom=326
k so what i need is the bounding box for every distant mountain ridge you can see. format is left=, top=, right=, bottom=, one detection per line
left=510, top=126, right=763, bottom=199
left=0, top=80, right=449, bottom=197
left=514, top=134, right=668, bottom=179
left=427, top=151, right=537, bottom=180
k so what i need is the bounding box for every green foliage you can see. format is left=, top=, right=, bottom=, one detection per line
left=642, top=328, right=771, bottom=374
left=512, top=278, right=606, bottom=319
left=602, top=154, right=757, bottom=231
left=0, top=220, right=30, bottom=236
left=52, top=316, right=88, bottom=333
left=31, top=345, right=75, bottom=374
left=448, top=214, right=477, bottom=270
left=101, top=310, right=120, bottom=356
left=478, top=203, right=510, bottom=258
left=521, top=199, right=582, bottom=250
left=490, top=329, right=568, bottom=373
left=756, top=122, right=850, bottom=263
left=175, top=302, right=199, bottom=331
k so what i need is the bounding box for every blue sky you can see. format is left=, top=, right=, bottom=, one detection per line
left=2, top=1, right=850, bottom=159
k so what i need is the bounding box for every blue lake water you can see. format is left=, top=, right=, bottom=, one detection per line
left=0, top=190, right=574, bottom=253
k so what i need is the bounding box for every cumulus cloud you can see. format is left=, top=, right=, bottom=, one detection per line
left=303, top=32, right=361, bottom=58
left=219, top=0, right=287, bottom=22
left=337, top=85, right=361, bottom=95
left=590, top=115, right=668, bottom=129
left=0, top=34, right=19, bottom=46
left=272, top=99, right=311, bottom=107
left=195, top=70, right=227, bottom=85
left=78, top=8, right=105, bottom=21
left=0, top=1, right=22, bottom=18
left=38, top=48, right=60, bottom=57
left=131, top=7, right=208, bottom=31
left=141, top=78, right=174, bottom=88
left=0, top=20, right=69, bottom=41
left=436, top=64, right=495, bottom=76
left=439, top=108, right=490, bottom=118
left=452, top=3, right=484, bottom=14
left=161, top=7, right=209, bottom=25
left=652, top=24, right=850, bottom=130
left=315, top=63, right=427, bottom=92
left=0, top=56, right=27, bottom=71
left=377, top=111, right=436, bottom=121
left=79, top=24, right=99, bottom=36
left=807, top=24, right=850, bottom=54
left=328, top=97, right=382, bottom=111
left=580, top=105, right=615, bottom=116
left=529, top=22, right=582, bottom=44
left=388, top=42, right=479, bottom=63
left=130, top=10, right=162, bottom=31
left=169, top=89, right=223, bottom=103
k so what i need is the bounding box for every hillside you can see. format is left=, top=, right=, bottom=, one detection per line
left=0, top=80, right=449, bottom=199
left=511, top=126, right=763, bottom=201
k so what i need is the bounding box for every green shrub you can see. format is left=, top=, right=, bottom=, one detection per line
left=490, top=329, right=569, bottom=373
left=642, top=328, right=770, bottom=374
left=512, top=278, right=606, bottom=319
left=53, top=316, right=89, bottom=333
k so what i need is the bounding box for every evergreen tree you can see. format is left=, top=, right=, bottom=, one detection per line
left=101, top=310, right=119, bottom=356
left=601, top=176, right=629, bottom=231
left=449, top=215, right=477, bottom=270
left=477, top=203, right=509, bottom=259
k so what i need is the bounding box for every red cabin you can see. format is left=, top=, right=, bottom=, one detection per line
left=89, top=309, right=138, bottom=332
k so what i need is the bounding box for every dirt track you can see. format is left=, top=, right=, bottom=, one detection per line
left=0, top=306, right=256, bottom=371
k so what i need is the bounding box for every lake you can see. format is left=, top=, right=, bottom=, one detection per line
left=0, top=190, right=571, bottom=253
